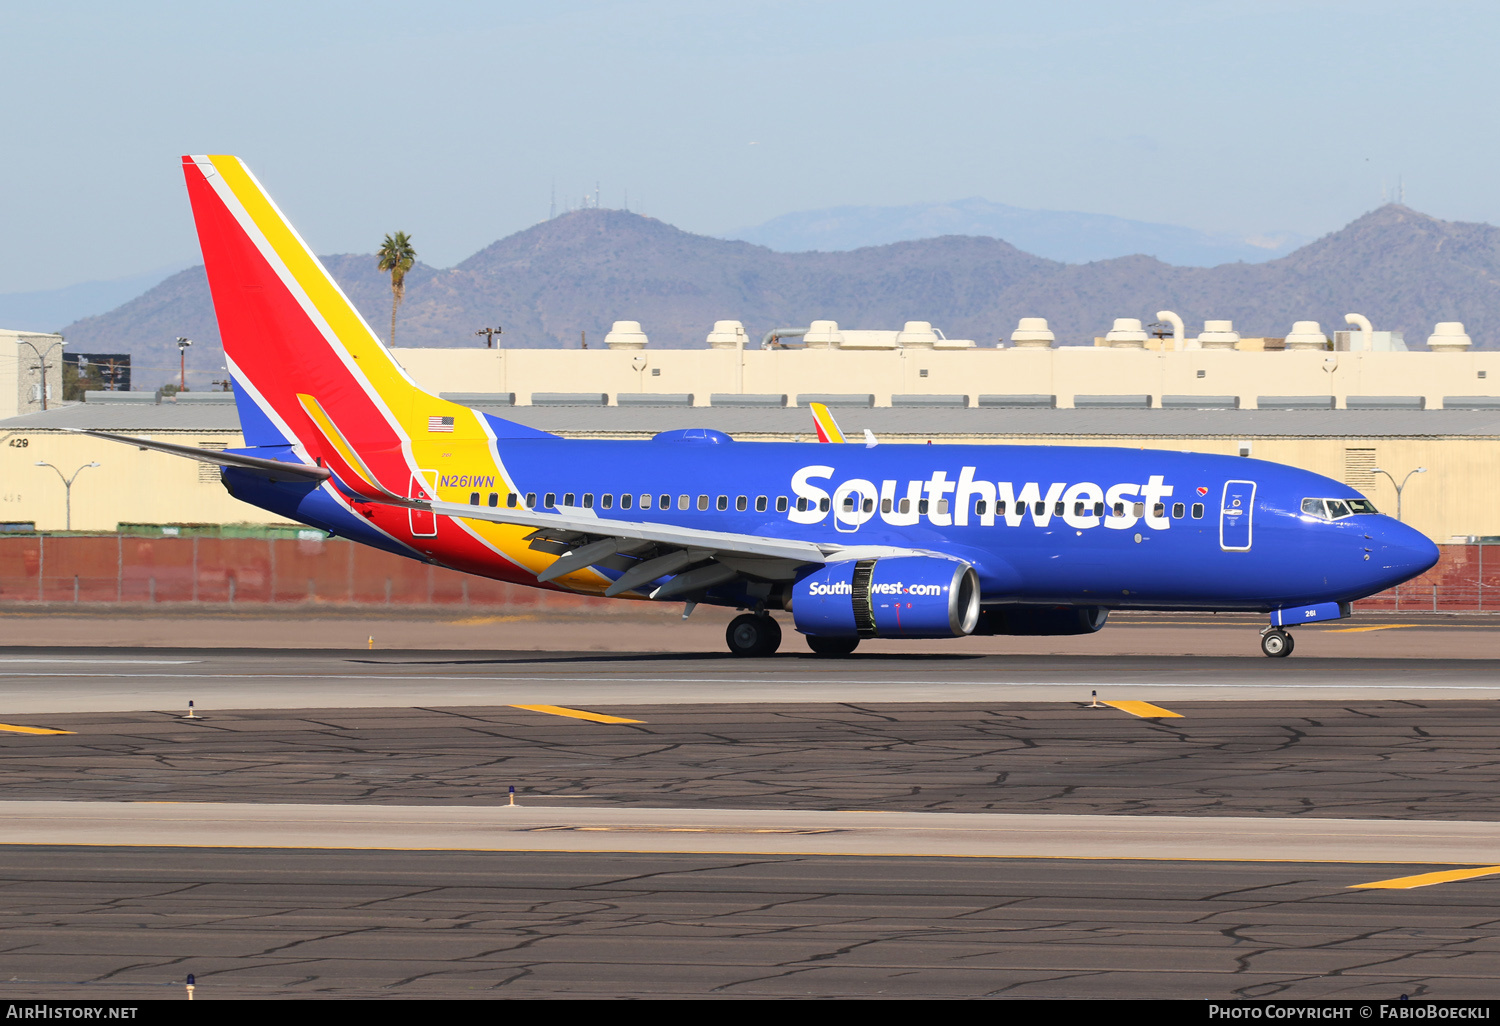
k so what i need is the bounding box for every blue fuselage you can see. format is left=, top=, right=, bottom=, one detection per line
left=228, top=429, right=1441, bottom=614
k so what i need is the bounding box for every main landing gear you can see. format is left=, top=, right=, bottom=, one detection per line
left=726, top=613, right=782, bottom=657
left=1260, top=627, right=1295, bottom=658
left=806, top=635, right=859, bottom=657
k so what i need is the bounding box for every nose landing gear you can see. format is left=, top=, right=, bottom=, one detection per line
left=1260, top=627, right=1295, bottom=658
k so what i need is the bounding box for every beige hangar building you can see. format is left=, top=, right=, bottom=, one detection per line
left=0, top=313, right=1497, bottom=546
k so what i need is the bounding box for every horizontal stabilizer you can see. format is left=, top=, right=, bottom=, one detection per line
left=72, top=429, right=331, bottom=482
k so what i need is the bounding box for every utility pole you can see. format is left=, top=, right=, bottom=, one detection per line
left=474, top=326, right=503, bottom=349
left=17, top=337, right=65, bottom=411
left=176, top=337, right=193, bottom=390
left=35, top=461, right=100, bottom=531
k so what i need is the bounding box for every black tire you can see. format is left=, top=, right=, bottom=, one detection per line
left=727, top=613, right=781, bottom=657
left=1261, top=629, right=1293, bottom=658
left=806, top=635, right=860, bottom=657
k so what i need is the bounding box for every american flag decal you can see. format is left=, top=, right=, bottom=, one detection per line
left=428, top=416, right=455, bottom=433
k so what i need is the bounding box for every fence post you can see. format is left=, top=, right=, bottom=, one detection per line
left=268, top=537, right=277, bottom=603
left=1480, top=544, right=1485, bottom=613
left=1433, top=583, right=1438, bottom=613
left=116, top=533, right=122, bottom=603
left=192, top=536, right=199, bottom=603
left=36, top=534, right=43, bottom=602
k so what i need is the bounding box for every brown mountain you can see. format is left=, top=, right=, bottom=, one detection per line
left=59, top=204, right=1500, bottom=389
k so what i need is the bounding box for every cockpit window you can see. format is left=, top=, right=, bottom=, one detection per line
left=1302, top=497, right=1378, bottom=520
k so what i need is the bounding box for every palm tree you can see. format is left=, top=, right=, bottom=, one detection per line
left=376, top=231, right=416, bottom=345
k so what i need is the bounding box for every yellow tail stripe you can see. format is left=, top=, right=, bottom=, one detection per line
left=296, top=394, right=393, bottom=496
left=0, top=723, right=74, bottom=736
left=1351, top=866, right=1500, bottom=890
left=511, top=705, right=644, bottom=725
left=211, top=157, right=404, bottom=392
left=1103, top=700, right=1183, bottom=719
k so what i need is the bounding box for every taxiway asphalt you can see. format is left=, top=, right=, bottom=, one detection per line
left=0, top=638, right=1496, bottom=999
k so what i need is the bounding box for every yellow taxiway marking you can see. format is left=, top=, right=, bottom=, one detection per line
left=1351, top=865, right=1500, bottom=890
left=1102, top=700, right=1182, bottom=719
left=0, top=723, right=74, bottom=735
left=1325, top=624, right=1417, bottom=634
left=511, top=704, right=643, bottom=725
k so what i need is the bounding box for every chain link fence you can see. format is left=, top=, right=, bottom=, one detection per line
left=0, top=534, right=1488, bottom=613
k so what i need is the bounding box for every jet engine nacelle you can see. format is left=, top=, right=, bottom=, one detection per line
left=792, top=556, right=981, bottom=639
left=973, top=605, right=1108, bottom=636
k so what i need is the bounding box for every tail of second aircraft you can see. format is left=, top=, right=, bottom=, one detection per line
left=181, top=154, right=517, bottom=504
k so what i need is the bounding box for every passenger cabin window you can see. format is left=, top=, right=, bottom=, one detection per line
left=582, top=493, right=594, bottom=509
left=698, top=494, right=710, bottom=510
left=918, top=499, right=930, bottom=514
left=525, top=492, right=536, bottom=508
left=1153, top=503, right=1165, bottom=518
left=1172, top=502, right=1184, bottom=518
left=842, top=496, right=856, bottom=511
left=601, top=494, right=612, bottom=510
left=736, top=496, right=747, bottom=512
left=660, top=494, right=671, bottom=510
left=469, top=493, right=480, bottom=505
left=755, top=496, right=767, bottom=512
left=716, top=495, right=728, bottom=511
left=937, top=499, right=949, bottom=515
left=1053, top=501, right=1065, bottom=516
left=1113, top=502, right=1125, bottom=517
left=563, top=492, right=575, bottom=507
left=776, top=496, right=788, bottom=512
left=1033, top=501, right=1045, bottom=516
left=1191, top=503, right=1204, bottom=519
left=678, top=494, right=689, bottom=510
left=899, top=498, right=911, bottom=514
left=544, top=492, right=556, bottom=508
left=997, top=501, right=1007, bottom=515
left=863, top=497, right=874, bottom=513
left=1094, top=501, right=1105, bottom=517
left=621, top=494, right=633, bottom=510
left=1133, top=502, right=1145, bottom=517
left=819, top=497, right=830, bottom=513
left=797, top=497, right=809, bottom=512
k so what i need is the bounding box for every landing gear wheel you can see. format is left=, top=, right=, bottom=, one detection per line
left=1260, top=629, right=1294, bottom=658
left=806, top=635, right=860, bottom=657
left=726, top=613, right=781, bottom=657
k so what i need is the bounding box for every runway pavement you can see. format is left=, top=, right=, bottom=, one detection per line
left=0, top=848, right=1493, bottom=999
left=0, top=633, right=1498, bottom=998
left=1, top=646, right=1500, bottom=714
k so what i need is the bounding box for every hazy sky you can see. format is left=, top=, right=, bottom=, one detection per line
left=3, top=0, right=1495, bottom=292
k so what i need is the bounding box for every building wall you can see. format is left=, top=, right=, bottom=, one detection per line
left=391, top=345, right=1500, bottom=409
left=0, top=430, right=283, bottom=532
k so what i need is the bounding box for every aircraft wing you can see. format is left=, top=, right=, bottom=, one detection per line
left=423, top=499, right=925, bottom=598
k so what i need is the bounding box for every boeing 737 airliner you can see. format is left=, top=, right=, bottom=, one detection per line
left=83, top=155, right=1440, bottom=658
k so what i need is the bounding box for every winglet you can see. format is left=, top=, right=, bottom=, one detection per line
left=809, top=402, right=846, bottom=443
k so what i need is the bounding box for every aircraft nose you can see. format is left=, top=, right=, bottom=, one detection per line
left=1368, top=519, right=1439, bottom=589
